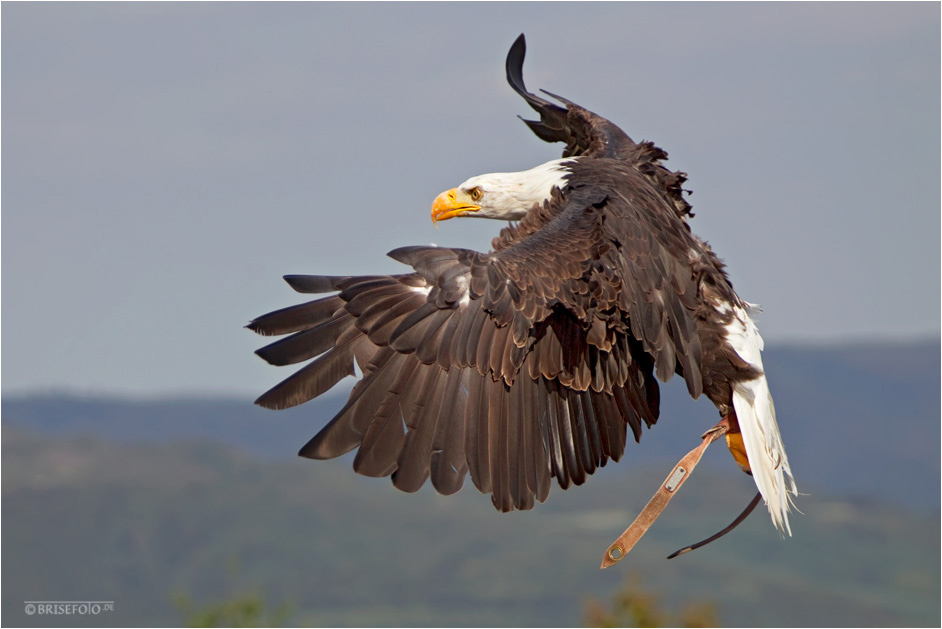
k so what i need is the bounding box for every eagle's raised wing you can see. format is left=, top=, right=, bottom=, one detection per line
left=506, top=34, right=694, bottom=222
left=505, top=34, right=634, bottom=161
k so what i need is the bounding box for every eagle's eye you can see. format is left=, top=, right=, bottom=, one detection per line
left=469, top=187, right=483, bottom=202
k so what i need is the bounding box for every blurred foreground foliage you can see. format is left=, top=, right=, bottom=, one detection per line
left=586, top=573, right=718, bottom=628
left=175, top=591, right=292, bottom=628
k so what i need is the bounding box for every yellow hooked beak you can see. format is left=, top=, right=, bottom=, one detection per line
left=431, top=188, right=481, bottom=224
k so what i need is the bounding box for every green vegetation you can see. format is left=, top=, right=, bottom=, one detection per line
left=585, top=574, right=718, bottom=627
left=173, top=562, right=293, bottom=627
left=175, top=591, right=292, bottom=628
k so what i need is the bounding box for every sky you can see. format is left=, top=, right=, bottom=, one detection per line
left=2, top=2, right=939, bottom=397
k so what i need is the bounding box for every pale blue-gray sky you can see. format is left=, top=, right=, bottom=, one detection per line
left=2, top=2, right=939, bottom=396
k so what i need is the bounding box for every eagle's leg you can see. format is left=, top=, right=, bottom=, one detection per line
left=702, top=415, right=732, bottom=442
left=600, top=417, right=730, bottom=568
left=720, top=413, right=753, bottom=474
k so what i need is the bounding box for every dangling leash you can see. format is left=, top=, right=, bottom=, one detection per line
left=667, top=491, right=762, bottom=559
left=600, top=417, right=761, bottom=568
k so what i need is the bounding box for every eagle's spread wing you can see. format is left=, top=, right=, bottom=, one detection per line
left=249, top=161, right=718, bottom=512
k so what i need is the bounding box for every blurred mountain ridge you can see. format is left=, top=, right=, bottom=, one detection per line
left=4, top=339, right=939, bottom=512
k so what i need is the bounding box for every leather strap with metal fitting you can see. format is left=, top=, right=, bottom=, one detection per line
left=600, top=420, right=730, bottom=569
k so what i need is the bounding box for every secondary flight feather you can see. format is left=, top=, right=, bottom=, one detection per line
left=249, top=35, right=797, bottom=551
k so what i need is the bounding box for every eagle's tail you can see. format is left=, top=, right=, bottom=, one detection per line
left=724, top=303, right=798, bottom=534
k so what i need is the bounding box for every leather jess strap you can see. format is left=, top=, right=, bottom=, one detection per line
left=600, top=420, right=729, bottom=569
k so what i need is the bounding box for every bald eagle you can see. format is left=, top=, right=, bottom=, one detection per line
left=249, top=35, right=797, bottom=549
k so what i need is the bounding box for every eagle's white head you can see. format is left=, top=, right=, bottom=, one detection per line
left=431, top=159, right=574, bottom=223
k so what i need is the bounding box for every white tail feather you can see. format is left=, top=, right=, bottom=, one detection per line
left=724, top=303, right=798, bottom=534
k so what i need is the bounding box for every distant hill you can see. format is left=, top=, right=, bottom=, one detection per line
left=4, top=340, right=939, bottom=511
left=2, top=427, right=938, bottom=628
